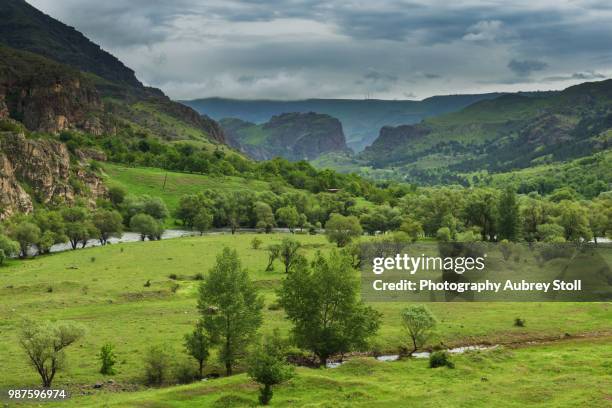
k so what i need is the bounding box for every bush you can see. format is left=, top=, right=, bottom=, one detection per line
left=429, top=351, right=454, bottom=369
left=143, top=345, right=171, bottom=386
left=168, top=273, right=178, bottom=280
left=144, top=279, right=151, bottom=287
left=99, top=343, right=117, bottom=375
left=193, top=273, right=204, bottom=280
left=251, top=237, right=262, bottom=249
left=514, top=318, right=526, bottom=327
left=174, top=359, right=198, bottom=384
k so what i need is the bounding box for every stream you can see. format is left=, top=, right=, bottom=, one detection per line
left=326, top=345, right=498, bottom=368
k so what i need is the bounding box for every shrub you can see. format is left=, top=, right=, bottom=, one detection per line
left=193, top=273, right=204, bottom=281
left=514, top=318, right=526, bottom=327
left=99, top=343, right=117, bottom=375
left=174, top=359, right=198, bottom=384
left=267, top=302, right=281, bottom=311
left=168, top=273, right=178, bottom=280
left=143, top=345, right=171, bottom=386
left=429, top=351, right=454, bottom=369
left=251, top=237, right=263, bottom=249
left=144, top=279, right=151, bottom=287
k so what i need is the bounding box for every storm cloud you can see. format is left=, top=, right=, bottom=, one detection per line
left=27, top=0, right=612, bottom=100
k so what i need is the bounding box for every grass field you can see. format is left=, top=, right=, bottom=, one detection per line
left=0, top=233, right=610, bottom=407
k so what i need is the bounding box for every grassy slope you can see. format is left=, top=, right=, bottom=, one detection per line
left=103, top=163, right=272, bottom=219
left=0, top=234, right=610, bottom=399
left=48, top=339, right=612, bottom=407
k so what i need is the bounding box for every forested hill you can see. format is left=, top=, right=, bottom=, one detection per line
left=0, top=0, right=140, bottom=87
left=355, top=79, right=611, bottom=185
left=182, top=94, right=505, bottom=151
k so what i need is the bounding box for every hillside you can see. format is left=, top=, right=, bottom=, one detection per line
left=183, top=94, right=505, bottom=151
left=0, top=0, right=225, bottom=145
left=0, top=0, right=140, bottom=87
left=220, top=112, right=350, bottom=161
left=355, top=80, right=612, bottom=185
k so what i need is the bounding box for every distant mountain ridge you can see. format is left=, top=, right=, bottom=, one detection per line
left=182, top=94, right=507, bottom=151
left=220, top=112, right=350, bottom=161
left=355, top=79, right=612, bottom=184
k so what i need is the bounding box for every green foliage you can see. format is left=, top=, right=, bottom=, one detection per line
left=184, top=321, right=210, bottom=379
left=12, top=221, right=41, bottom=257
left=92, top=209, right=123, bottom=245
left=497, top=186, right=520, bottom=241
left=278, top=250, right=381, bottom=366
left=429, top=351, right=454, bottom=369
left=278, top=238, right=302, bottom=273
left=400, top=305, right=437, bottom=356
left=19, top=320, right=84, bottom=387
left=275, top=206, right=300, bottom=232
left=325, top=213, right=363, bottom=247
left=197, top=248, right=264, bottom=375
left=130, top=214, right=163, bottom=241
left=193, top=208, right=213, bottom=235
left=143, top=345, right=172, bottom=386
left=247, top=330, right=295, bottom=405
left=0, top=234, right=19, bottom=262
left=251, top=237, right=263, bottom=250
left=98, top=343, right=117, bottom=375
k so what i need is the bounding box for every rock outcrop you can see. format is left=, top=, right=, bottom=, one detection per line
left=0, top=132, right=105, bottom=219
left=220, top=113, right=349, bottom=161
left=361, top=124, right=430, bottom=159
left=0, top=45, right=104, bottom=134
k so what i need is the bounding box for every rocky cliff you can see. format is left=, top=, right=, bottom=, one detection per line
left=0, top=46, right=105, bottom=134
left=0, top=131, right=106, bottom=219
left=360, top=124, right=431, bottom=160
left=220, top=112, right=349, bottom=161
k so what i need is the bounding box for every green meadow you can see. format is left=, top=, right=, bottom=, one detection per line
left=0, top=233, right=610, bottom=407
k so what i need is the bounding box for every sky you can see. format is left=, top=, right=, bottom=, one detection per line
left=28, top=0, right=612, bottom=100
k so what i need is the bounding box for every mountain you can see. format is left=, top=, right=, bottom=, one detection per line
left=181, top=94, right=506, bottom=151
left=357, top=80, right=612, bottom=185
left=0, top=0, right=224, bottom=144
left=220, top=112, right=350, bottom=161
left=0, top=0, right=140, bottom=87
left=0, top=0, right=230, bottom=217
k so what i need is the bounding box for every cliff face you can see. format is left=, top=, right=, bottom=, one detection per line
left=361, top=124, right=431, bottom=160
left=0, top=46, right=104, bottom=134
left=0, top=132, right=106, bottom=219
left=220, top=112, right=349, bottom=161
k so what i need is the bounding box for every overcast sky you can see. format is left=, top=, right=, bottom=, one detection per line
left=28, top=0, right=612, bottom=100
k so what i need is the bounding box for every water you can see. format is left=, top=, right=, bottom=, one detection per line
left=376, top=345, right=499, bottom=361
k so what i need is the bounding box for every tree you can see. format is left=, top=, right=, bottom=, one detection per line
left=275, top=206, right=300, bottom=232
left=130, top=214, right=162, bottom=241
left=325, top=213, right=362, bottom=247
left=92, top=209, right=123, bottom=245
left=278, top=238, right=302, bottom=273
left=184, top=321, right=210, bottom=379
left=19, top=320, right=84, bottom=387
left=399, top=217, right=423, bottom=242
left=62, top=207, right=94, bottom=250
left=555, top=201, right=592, bottom=242
left=247, top=331, right=294, bottom=405
left=400, top=305, right=436, bottom=356
left=193, top=209, right=213, bottom=235
left=107, top=185, right=127, bottom=207
left=98, top=343, right=117, bottom=375
left=143, top=345, right=171, bottom=386
left=254, top=201, right=275, bottom=233
left=536, top=223, right=566, bottom=242
left=12, top=222, right=41, bottom=257
left=278, top=251, right=381, bottom=366
left=265, top=244, right=281, bottom=271
left=497, top=186, right=520, bottom=241
left=0, top=234, right=19, bottom=264
left=197, top=248, right=263, bottom=375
